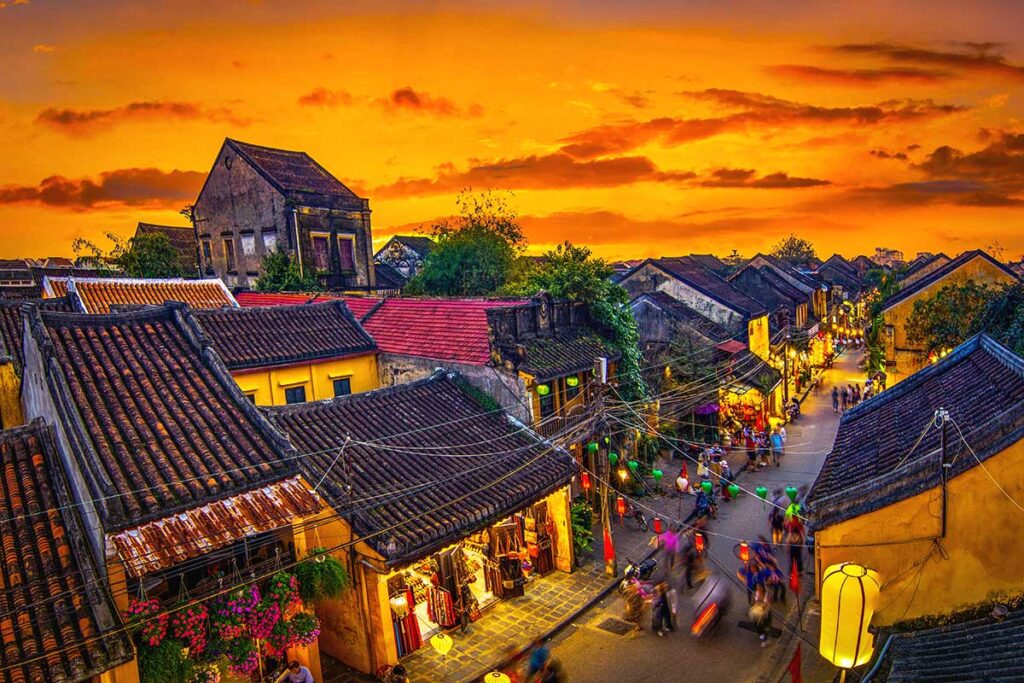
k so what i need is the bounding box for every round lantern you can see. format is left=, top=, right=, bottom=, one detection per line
left=618, top=468, right=629, bottom=483
left=627, top=460, right=639, bottom=472
left=389, top=592, right=410, bottom=619
left=738, top=541, right=750, bottom=562
left=701, top=480, right=713, bottom=495
left=694, top=532, right=705, bottom=553
left=728, top=483, right=740, bottom=499
left=786, top=503, right=802, bottom=520
left=608, top=452, right=620, bottom=466
left=536, top=384, right=550, bottom=396
left=430, top=633, right=454, bottom=657
left=587, top=442, right=599, bottom=454
left=652, top=469, right=664, bottom=482
left=484, top=674, right=511, bottom=683
left=616, top=496, right=626, bottom=516
left=652, top=517, right=664, bottom=535
left=580, top=471, right=592, bottom=491
left=756, top=486, right=768, bottom=500
left=785, top=486, right=799, bottom=503
left=819, top=563, right=881, bottom=669
left=566, top=376, right=580, bottom=388
left=676, top=477, right=689, bottom=493
left=604, top=436, right=610, bottom=444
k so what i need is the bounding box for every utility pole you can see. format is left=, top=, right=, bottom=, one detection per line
left=594, top=357, right=616, bottom=577
left=782, top=333, right=791, bottom=404
left=938, top=407, right=951, bottom=538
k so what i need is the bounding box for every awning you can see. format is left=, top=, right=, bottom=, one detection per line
left=695, top=402, right=720, bottom=416
left=715, top=339, right=747, bottom=355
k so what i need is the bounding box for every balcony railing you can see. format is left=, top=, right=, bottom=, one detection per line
left=535, top=404, right=589, bottom=441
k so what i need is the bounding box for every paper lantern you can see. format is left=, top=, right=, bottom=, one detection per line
left=389, top=592, right=410, bottom=619
left=430, top=633, right=453, bottom=657
left=819, top=563, right=881, bottom=669
left=616, top=496, right=626, bottom=516
left=676, top=477, right=689, bottom=492
left=652, top=517, right=664, bottom=534
left=738, top=541, right=750, bottom=562
left=728, top=483, right=740, bottom=498
left=701, top=480, right=713, bottom=494
left=694, top=533, right=705, bottom=553
left=785, top=486, right=799, bottom=502
left=608, top=452, right=619, bottom=466
left=618, top=468, right=629, bottom=483
left=604, top=436, right=610, bottom=444
left=786, top=503, right=801, bottom=520
left=587, top=442, right=599, bottom=454
left=652, top=469, right=663, bottom=481
left=756, top=486, right=768, bottom=500
left=536, top=384, right=551, bottom=397
left=627, top=460, right=639, bottom=472
left=580, top=471, right=592, bottom=491
left=484, top=674, right=511, bottom=683
left=566, top=375, right=580, bottom=388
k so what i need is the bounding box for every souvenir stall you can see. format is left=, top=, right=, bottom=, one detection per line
left=385, top=498, right=564, bottom=658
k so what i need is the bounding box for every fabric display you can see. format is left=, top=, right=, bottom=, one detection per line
left=391, top=586, right=422, bottom=657
left=426, top=586, right=457, bottom=627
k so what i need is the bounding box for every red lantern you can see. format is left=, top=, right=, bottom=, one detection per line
left=695, top=532, right=705, bottom=553
left=616, top=496, right=626, bottom=516
left=739, top=541, right=750, bottom=562
left=580, top=471, right=592, bottom=491
left=652, top=517, right=664, bottom=535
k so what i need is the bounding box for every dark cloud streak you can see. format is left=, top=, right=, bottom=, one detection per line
left=0, top=168, right=205, bottom=210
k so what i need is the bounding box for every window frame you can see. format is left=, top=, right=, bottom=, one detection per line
left=337, top=234, right=356, bottom=273
left=310, top=231, right=331, bottom=272
left=262, top=230, right=277, bottom=254
left=333, top=377, right=352, bottom=397
left=284, top=385, right=307, bottom=405
left=223, top=238, right=237, bottom=273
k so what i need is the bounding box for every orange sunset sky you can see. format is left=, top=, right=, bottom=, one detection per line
left=1, top=0, right=1023, bottom=261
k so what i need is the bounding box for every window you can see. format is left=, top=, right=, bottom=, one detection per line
left=564, top=375, right=580, bottom=402
left=244, top=392, right=257, bottom=404
left=333, top=378, right=352, bottom=397
left=338, top=236, right=355, bottom=272
left=201, top=239, right=213, bottom=273
left=262, top=231, right=277, bottom=253
left=312, top=234, right=330, bottom=271
left=240, top=234, right=256, bottom=257
left=538, top=388, right=555, bottom=419
left=284, top=386, right=307, bottom=405
left=224, top=238, right=236, bottom=272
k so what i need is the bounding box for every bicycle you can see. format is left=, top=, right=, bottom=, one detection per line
left=620, top=499, right=649, bottom=532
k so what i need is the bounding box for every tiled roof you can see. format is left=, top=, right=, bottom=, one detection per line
left=757, top=267, right=808, bottom=304
left=815, top=260, right=861, bottom=293
left=748, top=253, right=821, bottom=293
left=630, top=291, right=738, bottom=343
left=193, top=301, right=376, bottom=370
left=0, top=295, right=73, bottom=371
left=235, top=291, right=334, bottom=307
left=808, top=334, right=1024, bottom=529
left=374, top=262, right=408, bottom=290
left=651, top=257, right=767, bottom=319
left=361, top=298, right=525, bottom=364
left=386, top=235, right=435, bottom=257
left=852, top=255, right=878, bottom=272
left=887, top=604, right=1024, bottom=682
left=901, top=253, right=951, bottom=286
left=0, top=420, right=133, bottom=682
left=340, top=297, right=383, bottom=319
left=882, top=250, right=1019, bottom=312
left=110, top=476, right=323, bottom=577
left=518, top=328, right=620, bottom=382
left=134, top=222, right=199, bottom=274
left=687, top=253, right=730, bottom=276
left=820, top=254, right=858, bottom=279
left=226, top=138, right=364, bottom=210
left=269, top=371, right=576, bottom=565
left=29, top=304, right=303, bottom=530
left=44, top=276, right=237, bottom=314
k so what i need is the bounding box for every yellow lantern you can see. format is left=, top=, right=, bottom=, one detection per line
left=389, top=592, right=409, bottom=619
left=484, top=674, right=511, bottom=683
left=430, top=633, right=453, bottom=656
left=819, top=563, right=881, bottom=670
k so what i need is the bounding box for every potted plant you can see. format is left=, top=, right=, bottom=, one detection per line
left=169, top=601, right=208, bottom=656
left=125, top=597, right=168, bottom=648
left=295, top=548, right=349, bottom=603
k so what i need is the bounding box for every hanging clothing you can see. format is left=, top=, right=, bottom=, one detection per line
left=426, top=587, right=457, bottom=627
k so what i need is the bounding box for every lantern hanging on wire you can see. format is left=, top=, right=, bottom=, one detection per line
left=616, top=495, right=626, bottom=517
left=819, top=563, right=881, bottom=673
left=587, top=442, right=599, bottom=454
left=484, top=674, right=512, bottom=683
left=536, top=384, right=551, bottom=396
left=389, top=592, right=410, bottom=619
left=430, top=633, right=453, bottom=657
left=728, top=483, right=740, bottom=499
left=580, top=471, right=592, bottom=491
left=626, top=460, right=639, bottom=473
left=651, top=469, right=663, bottom=482
left=785, top=486, right=799, bottom=503
left=736, top=541, right=750, bottom=562
left=608, top=452, right=619, bottom=466
left=652, top=517, right=664, bottom=535
left=694, top=532, right=705, bottom=554
left=701, top=480, right=713, bottom=495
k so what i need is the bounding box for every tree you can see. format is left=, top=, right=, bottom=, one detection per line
left=505, top=241, right=648, bottom=401
left=254, top=249, right=321, bottom=292
left=405, top=190, right=522, bottom=296
left=906, top=281, right=997, bottom=355
left=970, top=281, right=1024, bottom=356
left=770, top=233, right=817, bottom=266
left=73, top=231, right=183, bottom=278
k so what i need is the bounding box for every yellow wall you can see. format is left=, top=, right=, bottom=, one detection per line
left=812, top=289, right=827, bottom=319
left=747, top=314, right=770, bottom=361
left=882, top=257, right=1017, bottom=383
left=0, top=361, right=23, bottom=428
left=232, top=353, right=378, bottom=406
left=815, top=436, right=1024, bottom=626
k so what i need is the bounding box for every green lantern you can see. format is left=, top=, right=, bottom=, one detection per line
left=786, top=486, right=799, bottom=503
left=786, top=503, right=801, bottom=520
left=604, top=436, right=610, bottom=445
left=536, top=384, right=551, bottom=397
left=566, top=376, right=580, bottom=388
left=652, top=469, right=664, bottom=481
left=728, top=483, right=740, bottom=498
left=756, top=486, right=768, bottom=500
left=587, top=442, right=599, bottom=454
left=701, top=480, right=713, bottom=494
left=627, top=460, right=639, bottom=472
left=608, top=452, right=619, bottom=466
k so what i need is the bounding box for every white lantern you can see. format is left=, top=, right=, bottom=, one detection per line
left=389, top=592, right=409, bottom=619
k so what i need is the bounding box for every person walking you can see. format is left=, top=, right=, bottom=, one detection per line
left=840, top=386, right=849, bottom=412
left=622, top=581, right=645, bottom=631
left=831, top=386, right=840, bottom=414
left=770, top=499, right=786, bottom=548
left=786, top=517, right=806, bottom=576
left=526, top=638, right=550, bottom=679
left=769, top=427, right=783, bottom=467
left=751, top=586, right=774, bottom=648
left=651, top=582, right=675, bottom=636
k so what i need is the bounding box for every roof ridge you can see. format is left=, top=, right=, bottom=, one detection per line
left=883, top=250, right=1017, bottom=312
left=267, top=368, right=450, bottom=415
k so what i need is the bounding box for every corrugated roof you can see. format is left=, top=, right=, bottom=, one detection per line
left=109, top=476, right=323, bottom=577
left=44, top=276, right=237, bottom=313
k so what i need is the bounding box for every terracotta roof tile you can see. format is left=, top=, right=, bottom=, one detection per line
left=45, top=277, right=237, bottom=314
left=0, top=296, right=73, bottom=371
left=0, top=420, right=133, bottom=682
left=882, top=250, right=1019, bottom=312
left=649, top=257, right=768, bottom=318
left=269, top=371, right=575, bottom=565
left=193, top=301, right=376, bottom=370
left=518, top=328, right=620, bottom=382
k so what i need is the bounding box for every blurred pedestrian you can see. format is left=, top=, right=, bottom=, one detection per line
left=832, top=387, right=840, bottom=414
left=651, top=582, right=675, bottom=636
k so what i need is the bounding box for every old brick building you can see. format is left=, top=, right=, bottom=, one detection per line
left=192, top=138, right=375, bottom=290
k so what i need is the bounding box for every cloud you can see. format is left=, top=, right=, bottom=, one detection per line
left=0, top=168, right=205, bottom=210
left=870, top=149, right=909, bottom=161
left=590, top=82, right=651, bottom=108
left=297, top=87, right=354, bottom=107
left=832, top=42, right=1024, bottom=81
left=376, top=87, right=483, bottom=118
left=767, top=64, right=951, bottom=86
left=558, top=90, right=963, bottom=158
left=36, top=100, right=252, bottom=134
left=32, top=44, right=56, bottom=53
left=373, top=153, right=695, bottom=198
left=700, top=168, right=830, bottom=188
left=850, top=180, right=1022, bottom=207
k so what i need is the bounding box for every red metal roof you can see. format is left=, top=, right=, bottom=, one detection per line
left=361, top=298, right=525, bottom=365
left=715, top=339, right=747, bottom=354
left=235, top=291, right=331, bottom=307
left=340, top=296, right=382, bottom=319
left=109, top=477, right=324, bottom=577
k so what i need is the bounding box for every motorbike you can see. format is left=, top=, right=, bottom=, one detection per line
left=690, top=571, right=732, bottom=637
left=694, top=489, right=718, bottom=520
left=786, top=399, right=801, bottom=421
left=618, top=557, right=658, bottom=593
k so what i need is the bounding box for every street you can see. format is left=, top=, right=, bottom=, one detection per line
left=547, top=349, right=865, bottom=682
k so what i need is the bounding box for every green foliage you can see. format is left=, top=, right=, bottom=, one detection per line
left=653, top=332, right=719, bottom=404
left=405, top=190, right=522, bottom=296
left=138, top=637, right=194, bottom=683
left=971, top=281, right=1024, bottom=356
left=864, top=314, right=887, bottom=374
left=570, top=497, right=594, bottom=557
left=507, top=241, right=648, bottom=401
left=255, top=249, right=322, bottom=292
left=73, top=231, right=185, bottom=278
left=769, top=233, right=817, bottom=266
left=294, top=547, right=349, bottom=603
left=906, top=280, right=996, bottom=354
left=864, top=267, right=902, bottom=318
left=453, top=375, right=501, bottom=413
